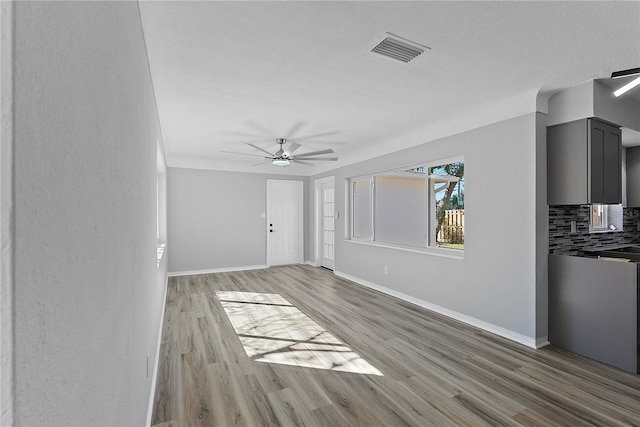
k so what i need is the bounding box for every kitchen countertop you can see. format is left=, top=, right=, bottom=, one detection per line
left=578, top=244, right=640, bottom=263
left=580, top=243, right=640, bottom=253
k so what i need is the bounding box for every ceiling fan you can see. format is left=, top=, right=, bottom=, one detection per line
left=224, top=138, right=338, bottom=166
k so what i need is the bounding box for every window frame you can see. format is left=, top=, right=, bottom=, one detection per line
left=348, top=156, right=464, bottom=256
left=589, top=203, right=623, bottom=233
left=350, top=175, right=375, bottom=242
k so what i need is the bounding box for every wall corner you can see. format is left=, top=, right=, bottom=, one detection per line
left=1, top=0, right=15, bottom=424
left=535, top=111, right=549, bottom=340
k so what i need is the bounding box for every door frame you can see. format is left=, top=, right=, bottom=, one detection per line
left=314, top=176, right=335, bottom=267
left=266, top=179, right=304, bottom=267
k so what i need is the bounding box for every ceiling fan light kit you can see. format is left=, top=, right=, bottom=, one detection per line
left=272, top=158, right=291, bottom=166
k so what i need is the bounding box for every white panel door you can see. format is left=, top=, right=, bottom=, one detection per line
left=267, top=180, right=303, bottom=266
left=320, top=183, right=335, bottom=270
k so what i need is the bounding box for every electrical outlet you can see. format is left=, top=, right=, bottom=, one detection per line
left=146, top=352, right=150, bottom=378
left=570, top=220, right=577, bottom=233
left=383, top=266, right=389, bottom=275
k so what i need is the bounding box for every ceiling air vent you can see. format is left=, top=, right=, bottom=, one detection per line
left=370, top=33, right=429, bottom=63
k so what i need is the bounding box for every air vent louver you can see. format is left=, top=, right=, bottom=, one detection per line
left=371, top=35, right=426, bottom=63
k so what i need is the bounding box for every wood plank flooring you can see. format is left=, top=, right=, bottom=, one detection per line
left=151, top=265, right=640, bottom=426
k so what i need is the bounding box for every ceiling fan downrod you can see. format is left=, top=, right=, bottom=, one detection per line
left=274, top=138, right=287, bottom=158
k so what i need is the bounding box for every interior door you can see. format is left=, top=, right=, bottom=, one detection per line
left=267, top=180, right=303, bottom=266
left=320, top=181, right=335, bottom=270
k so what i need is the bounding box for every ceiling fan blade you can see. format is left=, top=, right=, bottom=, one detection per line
left=288, top=131, right=341, bottom=141
left=292, top=160, right=314, bottom=166
left=222, top=150, right=270, bottom=158
left=299, top=157, right=339, bottom=161
left=245, top=121, right=275, bottom=136
left=251, top=161, right=268, bottom=167
left=291, top=148, right=334, bottom=158
left=222, top=137, right=273, bottom=144
left=246, top=143, right=275, bottom=157
left=291, top=139, right=348, bottom=146
left=219, top=130, right=265, bottom=138
left=284, top=121, right=306, bottom=138
left=284, top=142, right=302, bottom=156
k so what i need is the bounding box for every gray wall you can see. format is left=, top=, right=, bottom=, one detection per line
left=309, top=113, right=542, bottom=342
left=167, top=168, right=308, bottom=273
left=8, top=2, right=167, bottom=425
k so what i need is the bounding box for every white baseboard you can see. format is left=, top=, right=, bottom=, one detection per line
left=334, top=270, right=538, bottom=349
left=304, top=260, right=319, bottom=267
left=535, top=337, right=550, bottom=349
left=146, top=276, right=168, bottom=427
left=168, top=264, right=267, bottom=277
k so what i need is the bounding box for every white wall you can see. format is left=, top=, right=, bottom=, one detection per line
left=9, top=2, right=167, bottom=425
left=167, top=167, right=308, bottom=274
left=310, top=113, right=541, bottom=344
left=547, top=80, right=594, bottom=126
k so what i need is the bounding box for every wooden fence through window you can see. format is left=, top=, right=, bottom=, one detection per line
left=439, top=209, right=464, bottom=244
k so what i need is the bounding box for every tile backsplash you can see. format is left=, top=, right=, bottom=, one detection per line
left=548, top=206, right=640, bottom=255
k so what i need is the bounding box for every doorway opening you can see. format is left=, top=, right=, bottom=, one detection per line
left=315, top=176, right=335, bottom=270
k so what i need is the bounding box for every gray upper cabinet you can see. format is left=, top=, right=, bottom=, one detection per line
left=627, top=146, right=640, bottom=207
left=548, top=118, right=621, bottom=205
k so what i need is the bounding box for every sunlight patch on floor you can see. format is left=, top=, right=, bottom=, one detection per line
left=215, top=290, right=292, bottom=306
left=216, top=290, right=383, bottom=376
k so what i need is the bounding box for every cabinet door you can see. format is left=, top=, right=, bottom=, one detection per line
left=547, top=120, right=589, bottom=205
left=590, top=119, right=621, bottom=204
left=627, top=147, right=640, bottom=207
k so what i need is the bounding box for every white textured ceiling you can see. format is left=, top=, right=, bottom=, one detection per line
left=139, top=1, right=640, bottom=175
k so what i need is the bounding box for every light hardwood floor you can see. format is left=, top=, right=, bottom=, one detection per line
left=151, top=265, right=640, bottom=426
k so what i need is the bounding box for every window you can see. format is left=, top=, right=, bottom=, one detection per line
left=352, top=178, right=372, bottom=239
left=350, top=159, right=464, bottom=251
left=589, top=204, right=622, bottom=233
left=375, top=173, right=427, bottom=247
